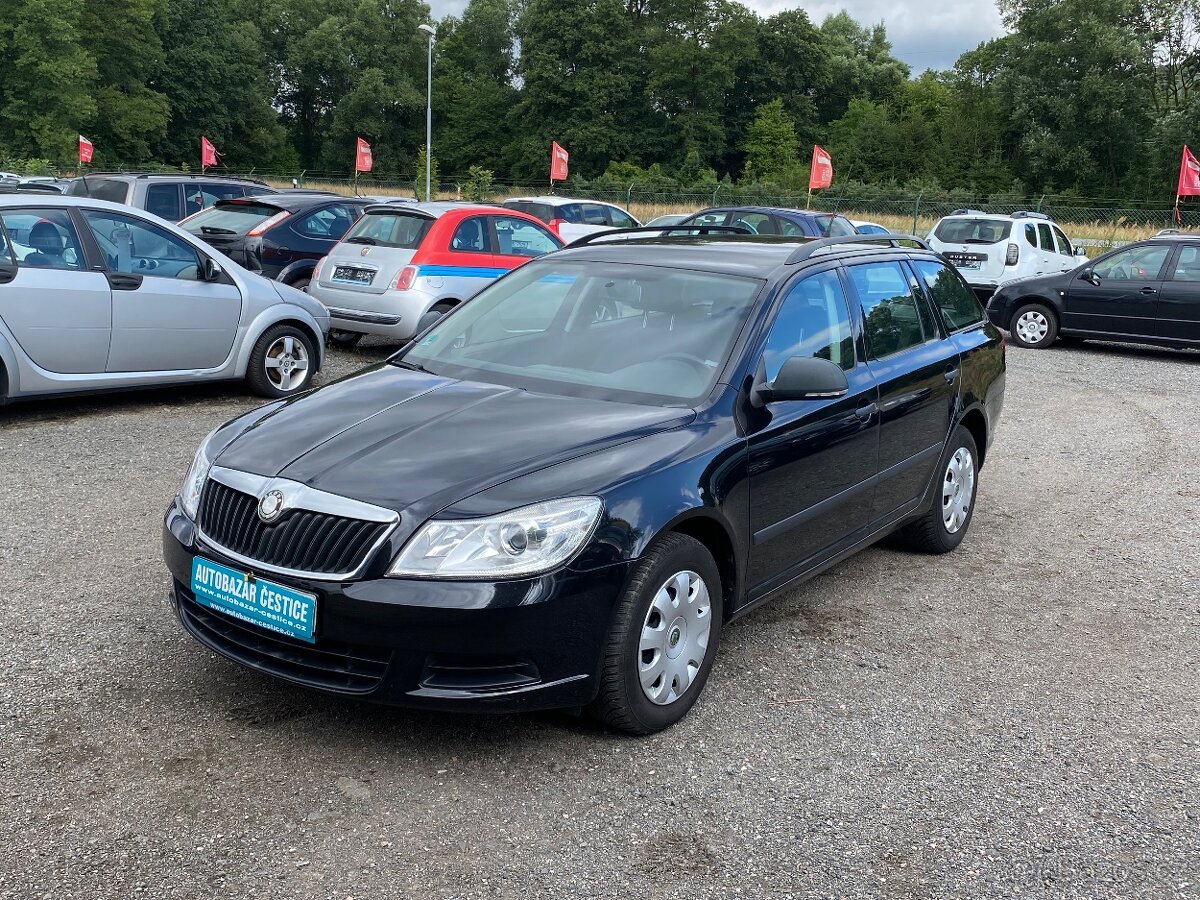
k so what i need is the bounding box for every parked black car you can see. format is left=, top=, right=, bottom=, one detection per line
left=163, top=231, right=1006, bottom=734
left=678, top=206, right=858, bottom=238
left=988, top=235, right=1200, bottom=349
left=179, top=193, right=370, bottom=287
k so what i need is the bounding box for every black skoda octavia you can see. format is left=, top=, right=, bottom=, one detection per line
left=163, top=230, right=1006, bottom=734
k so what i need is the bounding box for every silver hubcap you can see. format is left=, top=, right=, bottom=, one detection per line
left=639, top=570, right=712, bottom=705
left=942, top=447, right=976, bottom=534
left=1015, top=310, right=1049, bottom=344
left=264, top=335, right=309, bottom=392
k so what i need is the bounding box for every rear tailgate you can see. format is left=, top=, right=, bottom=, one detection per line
left=933, top=217, right=1012, bottom=283
left=318, top=245, right=415, bottom=296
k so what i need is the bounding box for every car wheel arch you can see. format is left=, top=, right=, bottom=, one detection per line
left=234, top=309, right=325, bottom=378
left=636, top=510, right=740, bottom=621
left=958, top=407, right=989, bottom=468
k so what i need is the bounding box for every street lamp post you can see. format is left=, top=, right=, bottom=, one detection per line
left=419, top=23, right=436, bottom=201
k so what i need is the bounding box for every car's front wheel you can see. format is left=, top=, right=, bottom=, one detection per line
left=328, top=329, right=363, bottom=349
left=246, top=324, right=316, bottom=398
left=900, top=425, right=979, bottom=553
left=1010, top=302, right=1058, bottom=348
left=589, top=533, right=723, bottom=734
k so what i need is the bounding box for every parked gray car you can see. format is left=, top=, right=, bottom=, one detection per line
left=0, top=196, right=329, bottom=402
left=66, top=173, right=276, bottom=222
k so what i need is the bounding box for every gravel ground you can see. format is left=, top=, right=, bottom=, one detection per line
left=1, top=339, right=1197, bottom=899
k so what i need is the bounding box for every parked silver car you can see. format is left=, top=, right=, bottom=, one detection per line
left=0, top=196, right=329, bottom=402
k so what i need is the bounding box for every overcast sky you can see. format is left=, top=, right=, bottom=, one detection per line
left=427, top=0, right=1006, bottom=73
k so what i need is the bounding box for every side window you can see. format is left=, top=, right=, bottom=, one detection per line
left=203, top=183, right=250, bottom=202
left=493, top=216, right=560, bottom=258
left=82, top=211, right=202, bottom=280
left=1037, top=223, right=1054, bottom=252
left=0, top=220, right=14, bottom=264
left=580, top=204, right=609, bottom=226
left=293, top=204, right=358, bottom=240
left=730, top=212, right=775, bottom=235
left=906, top=263, right=941, bottom=339
left=558, top=204, right=584, bottom=224
left=449, top=216, right=490, bottom=253
left=776, top=217, right=804, bottom=237
left=913, top=259, right=985, bottom=331
left=761, top=269, right=856, bottom=381
left=847, top=261, right=928, bottom=358
left=1053, top=227, right=1072, bottom=256
left=1170, top=245, right=1200, bottom=281
left=607, top=207, right=637, bottom=228
left=145, top=184, right=182, bottom=221
left=1024, top=224, right=1037, bottom=245
left=1092, top=245, right=1170, bottom=281
left=686, top=211, right=728, bottom=227
left=1, top=209, right=84, bottom=271
left=183, top=184, right=209, bottom=218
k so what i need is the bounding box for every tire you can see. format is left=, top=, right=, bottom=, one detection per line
left=589, top=533, right=724, bottom=735
left=1009, top=302, right=1058, bottom=349
left=290, top=277, right=311, bottom=292
left=246, top=324, right=316, bottom=399
left=431, top=301, right=457, bottom=315
left=900, top=425, right=980, bottom=554
left=328, top=329, right=363, bottom=349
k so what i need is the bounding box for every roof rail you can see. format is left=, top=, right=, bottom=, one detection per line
left=949, top=208, right=987, bottom=216
left=1010, top=210, right=1050, bottom=220
left=784, top=233, right=931, bottom=265
left=564, top=224, right=752, bottom=248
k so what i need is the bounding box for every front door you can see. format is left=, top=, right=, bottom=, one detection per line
left=80, top=210, right=242, bottom=373
left=747, top=267, right=879, bottom=594
left=844, top=259, right=961, bottom=522
left=1157, top=243, right=1200, bottom=343
left=1062, top=243, right=1170, bottom=338
left=0, top=207, right=111, bottom=374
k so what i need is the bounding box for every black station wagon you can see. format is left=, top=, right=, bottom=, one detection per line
left=163, top=230, right=1006, bottom=734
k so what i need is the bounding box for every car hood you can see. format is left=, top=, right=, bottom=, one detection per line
left=994, top=267, right=1077, bottom=297
left=212, top=364, right=693, bottom=515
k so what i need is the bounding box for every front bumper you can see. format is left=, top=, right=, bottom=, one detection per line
left=985, top=293, right=1013, bottom=330
left=163, top=499, right=630, bottom=713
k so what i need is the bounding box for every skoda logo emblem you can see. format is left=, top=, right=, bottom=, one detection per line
left=360, top=246, right=371, bottom=257
left=258, top=489, right=285, bottom=523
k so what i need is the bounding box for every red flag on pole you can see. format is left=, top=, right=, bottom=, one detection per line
left=1177, top=146, right=1200, bottom=196
left=355, top=138, right=373, bottom=173
left=201, top=136, right=219, bottom=169
left=78, top=135, right=94, bottom=165
left=808, top=145, right=833, bottom=190
left=550, top=141, right=569, bottom=182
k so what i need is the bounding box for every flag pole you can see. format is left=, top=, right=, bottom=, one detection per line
left=806, top=187, right=812, bottom=209
left=1175, top=194, right=1182, bottom=226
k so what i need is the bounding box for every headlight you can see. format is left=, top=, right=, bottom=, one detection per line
left=179, top=429, right=218, bottom=520
left=388, top=497, right=603, bottom=579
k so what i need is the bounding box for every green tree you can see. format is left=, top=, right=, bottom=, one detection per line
left=0, top=0, right=97, bottom=161
left=741, top=99, right=798, bottom=181
left=817, top=12, right=909, bottom=125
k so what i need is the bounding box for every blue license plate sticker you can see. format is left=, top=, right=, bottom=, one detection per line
left=190, top=557, right=317, bottom=644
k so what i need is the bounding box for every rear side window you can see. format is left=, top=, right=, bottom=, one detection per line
left=145, top=183, right=182, bottom=220
left=67, top=177, right=130, bottom=204
left=503, top=201, right=555, bottom=224
left=180, top=202, right=281, bottom=236
left=450, top=216, right=490, bottom=253
left=934, top=218, right=1013, bottom=244
left=0, top=220, right=15, bottom=264
left=1024, top=224, right=1037, bottom=244
left=1171, top=245, right=1200, bottom=281
left=847, top=261, right=928, bottom=358
left=292, top=204, right=358, bottom=240
left=343, top=211, right=430, bottom=248
left=913, top=260, right=985, bottom=331
left=580, top=204, right=609, bottom=225
left=1, top=209, right=85, bottom=270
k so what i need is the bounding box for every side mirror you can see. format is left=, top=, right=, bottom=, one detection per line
left=416, top=308, right=446, bottom=333
left=752, top=356, right=849, bottom=407
left=1080, top=268, right=1100, bottom=286
left=203, top=257, right=222, bottom=282
left=1074, top=246, right=1089, bottom=258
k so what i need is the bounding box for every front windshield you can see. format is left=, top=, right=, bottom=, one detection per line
left=399, top=259, right=764, bottom=405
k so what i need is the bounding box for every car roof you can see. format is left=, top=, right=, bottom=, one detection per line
left=504, top=196, right=625, bottom=208
left=550, top=234, right=939, bottom=278
left=687, top=205, right=842, bottom=221
left=0, top=194, right=162, bottom=215
left=360, top=201, right=508, bottom=218
left=221, top=193, right=369, bottom=212
left=80, top=172, right=270, bottom=185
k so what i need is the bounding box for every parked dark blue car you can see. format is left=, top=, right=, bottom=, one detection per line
left=678, top=205, right=859, bottom=238
left=179, top=192, right=371, bottom=288
left=163, top=231, right=1006, bottom=734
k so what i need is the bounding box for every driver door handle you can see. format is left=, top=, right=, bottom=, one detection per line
left=855, top=401, right=877, bottom=421
left=945, top=367, right=960, bottom=384
left=1140, top=287, right=1158, bottom=295
left=107, top=272, right=144, bottom=291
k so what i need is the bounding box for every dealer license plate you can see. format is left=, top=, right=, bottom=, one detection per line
left=957, top=259, right=982, bottom=270
left=332, top=266, right=374, bottom=285
left=190, top=557, right=317, bottom=643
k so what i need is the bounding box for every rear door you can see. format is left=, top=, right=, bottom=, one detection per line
left=1062, top=243, right=1169, bottom=337
left=80, top=209, right=241, bottom=372
left=845, top=258, right=960, bottom=523
left=0, top=207, right=111, bottom=373
left=1156, top=242, right=1200, bottom=342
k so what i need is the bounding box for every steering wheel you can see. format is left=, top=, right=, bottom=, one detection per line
left=659, top=352, right=711, bottom=378
left=732, top=219, right=759, bottom=235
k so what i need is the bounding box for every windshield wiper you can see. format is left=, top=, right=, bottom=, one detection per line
left=345, top=236, right=376, bottom=245
left=390, top=359, right=431, bottom=374
left=963, top=239, right=995, bottom=244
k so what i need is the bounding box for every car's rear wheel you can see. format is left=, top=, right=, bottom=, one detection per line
left=1010, top=302, right=1058, bottom=349
left=247, top=324, right=316, bottom=398
left=900, top=425, right=979, bottom=554
left=328, top=330, right=363, bottom=348
left=290, top=277, right=311, bottom=292
left=589, top=533, right=723, bottom=735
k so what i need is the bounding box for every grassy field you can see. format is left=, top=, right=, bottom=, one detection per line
left=277, top=178, right=1170, bottom=253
